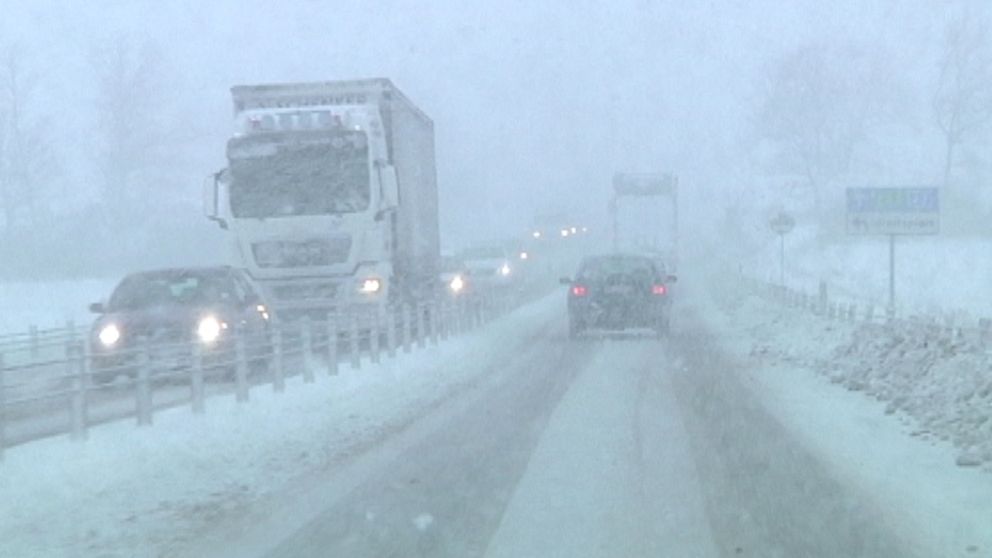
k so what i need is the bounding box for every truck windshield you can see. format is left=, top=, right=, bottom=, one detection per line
left=228, top=130, right=371, bottom=218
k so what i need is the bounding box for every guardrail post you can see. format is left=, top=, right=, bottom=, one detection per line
left=301, top=318, right=315, bottom=383
left=273, top=325, right=286, bottom=392
left=818, top=281, right=828, bottom=316
left=402, top=304, right=413, bottom=353
left=29, top=325, right=39, bottom=358
left=439, top=300, right=450, bottom=341
left=461, top=299, right=472, bottom=332
left=234, top=329, right=250, bottom=403
left=416, top=303, right=427, bottom=349
left=69, top=341, right=89, bottom=440
left=191, top=345, right=205, bottom=414
left=0, top=353, right=6, bottom=460
left=349, top=313, right=362, bottom=369
left=326, top=316, right=339, bottom=376
left=369, top=312, right=381, bottom=364
left=385, top=307, right=397, bottom=358
left=136, top=346, right=153, bottom=426
left=428, top=302, right=440, bottom=346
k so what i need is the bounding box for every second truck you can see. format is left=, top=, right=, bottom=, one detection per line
left=203, top=78, right=440, bottom=318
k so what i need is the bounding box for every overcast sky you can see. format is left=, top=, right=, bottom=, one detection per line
left=0, top=0, right=980, bottom=248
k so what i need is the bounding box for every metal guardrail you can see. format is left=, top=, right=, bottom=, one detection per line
left=0, top=291, right=520, bottom=460
left=746, top=277, right=990, bottom=348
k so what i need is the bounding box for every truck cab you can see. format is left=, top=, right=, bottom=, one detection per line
left=204, top=79, right=439, bottom=319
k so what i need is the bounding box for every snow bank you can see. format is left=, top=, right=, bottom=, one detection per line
left=720, top=283, right=992, bottom=471
left=699, top=283, right=992, bottom=556
left=827, top=321, right=992, bottom=468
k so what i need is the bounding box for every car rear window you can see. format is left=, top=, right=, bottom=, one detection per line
left=578, top=256, right=657, bottom=282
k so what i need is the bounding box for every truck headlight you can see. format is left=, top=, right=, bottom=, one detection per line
left=499, top=263, right=511, bottom=276
left=359, top=278, right=382, bottom=294
left=449, top=275, right=465, bottom=293
left=99, top=324, right=121, bottom=347
left=197, top=316, right=223, bottom=344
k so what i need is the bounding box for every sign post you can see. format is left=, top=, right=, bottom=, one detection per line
left=769, top=212, right=796, bottom=286
left=846, top=187, right=939, bottom=317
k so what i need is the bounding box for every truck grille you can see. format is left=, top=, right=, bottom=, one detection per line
left=270, top=282, right=339, bottom=302
left=252, top=237, right=351, bottom=268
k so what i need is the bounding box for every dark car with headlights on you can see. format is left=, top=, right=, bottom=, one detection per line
left=439, top=256, right=472, bottom=298
left=89, top=267, right=272, bottom=384
left=561, top=254, right=676, bottom=339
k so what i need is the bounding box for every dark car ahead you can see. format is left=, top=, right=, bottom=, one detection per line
left=561, top=254, right=677, bottom=339
left=88, top=267, right=272, bottom=383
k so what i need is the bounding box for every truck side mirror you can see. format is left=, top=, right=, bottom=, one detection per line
left=89, top=302, right=106, bottom=314
left=559, top=277, right=572, bottom=285
left=666, top=274, right=678, bottom=283
left=203, top=169, right=229, bottom=230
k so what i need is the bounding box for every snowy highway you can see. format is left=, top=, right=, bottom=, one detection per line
left=155, top=286, right=989, bottom=558
left=3, top=283, right=992, bottom=557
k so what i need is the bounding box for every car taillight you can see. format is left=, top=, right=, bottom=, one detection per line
left=652, top=284, right=667, bottom=295
left=571, top=285, right=588, bottom=297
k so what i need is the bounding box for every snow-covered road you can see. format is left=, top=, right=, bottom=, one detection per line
left=3, top=285, right=991, bottom=557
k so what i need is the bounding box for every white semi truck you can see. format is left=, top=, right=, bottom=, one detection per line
left=203, top=79, right=440, bottom=318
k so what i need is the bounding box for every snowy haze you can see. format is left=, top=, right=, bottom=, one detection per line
left=0, top=0, right=988, bottom=276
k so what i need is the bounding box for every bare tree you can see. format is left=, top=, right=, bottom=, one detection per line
left=0, top=45, right=58, bottom=234
left=753, top=44, right=895, bottom=226
left=934, top=14, right=992, bottom=188
left=91, top=38, right=170, bottom=213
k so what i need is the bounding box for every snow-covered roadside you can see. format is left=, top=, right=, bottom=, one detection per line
left=0, top=293, right=561, bottom=558
left=696, top=287, right=992, bottom=557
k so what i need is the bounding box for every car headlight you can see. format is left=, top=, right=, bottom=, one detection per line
left=197, top=316, right=223, bottom=344
left=98, top=324, right=121, bottom=347
left=359, top=277, right=382, bottom=294
left=449, top=275, right=465, bottom=293
left=499, top=263, right=511, bottom=276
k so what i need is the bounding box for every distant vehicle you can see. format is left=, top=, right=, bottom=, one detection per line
left=439, top=256, right=471, bottom=297
left=560, top=254, right=677, bottom=339
left=459, top=245, right=515, bottom=292
left=610, top=172, right=678, bottom=271
left=203, top=79, right=440, bottom=318
left=88, top=267, right=272, bottom=384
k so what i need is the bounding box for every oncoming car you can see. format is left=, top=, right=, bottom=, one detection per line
left=439, top=255, right=471, bottom=297
left=561, top=253, right=677, bottom=339
left=88, top=267, right=272, bottom=383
